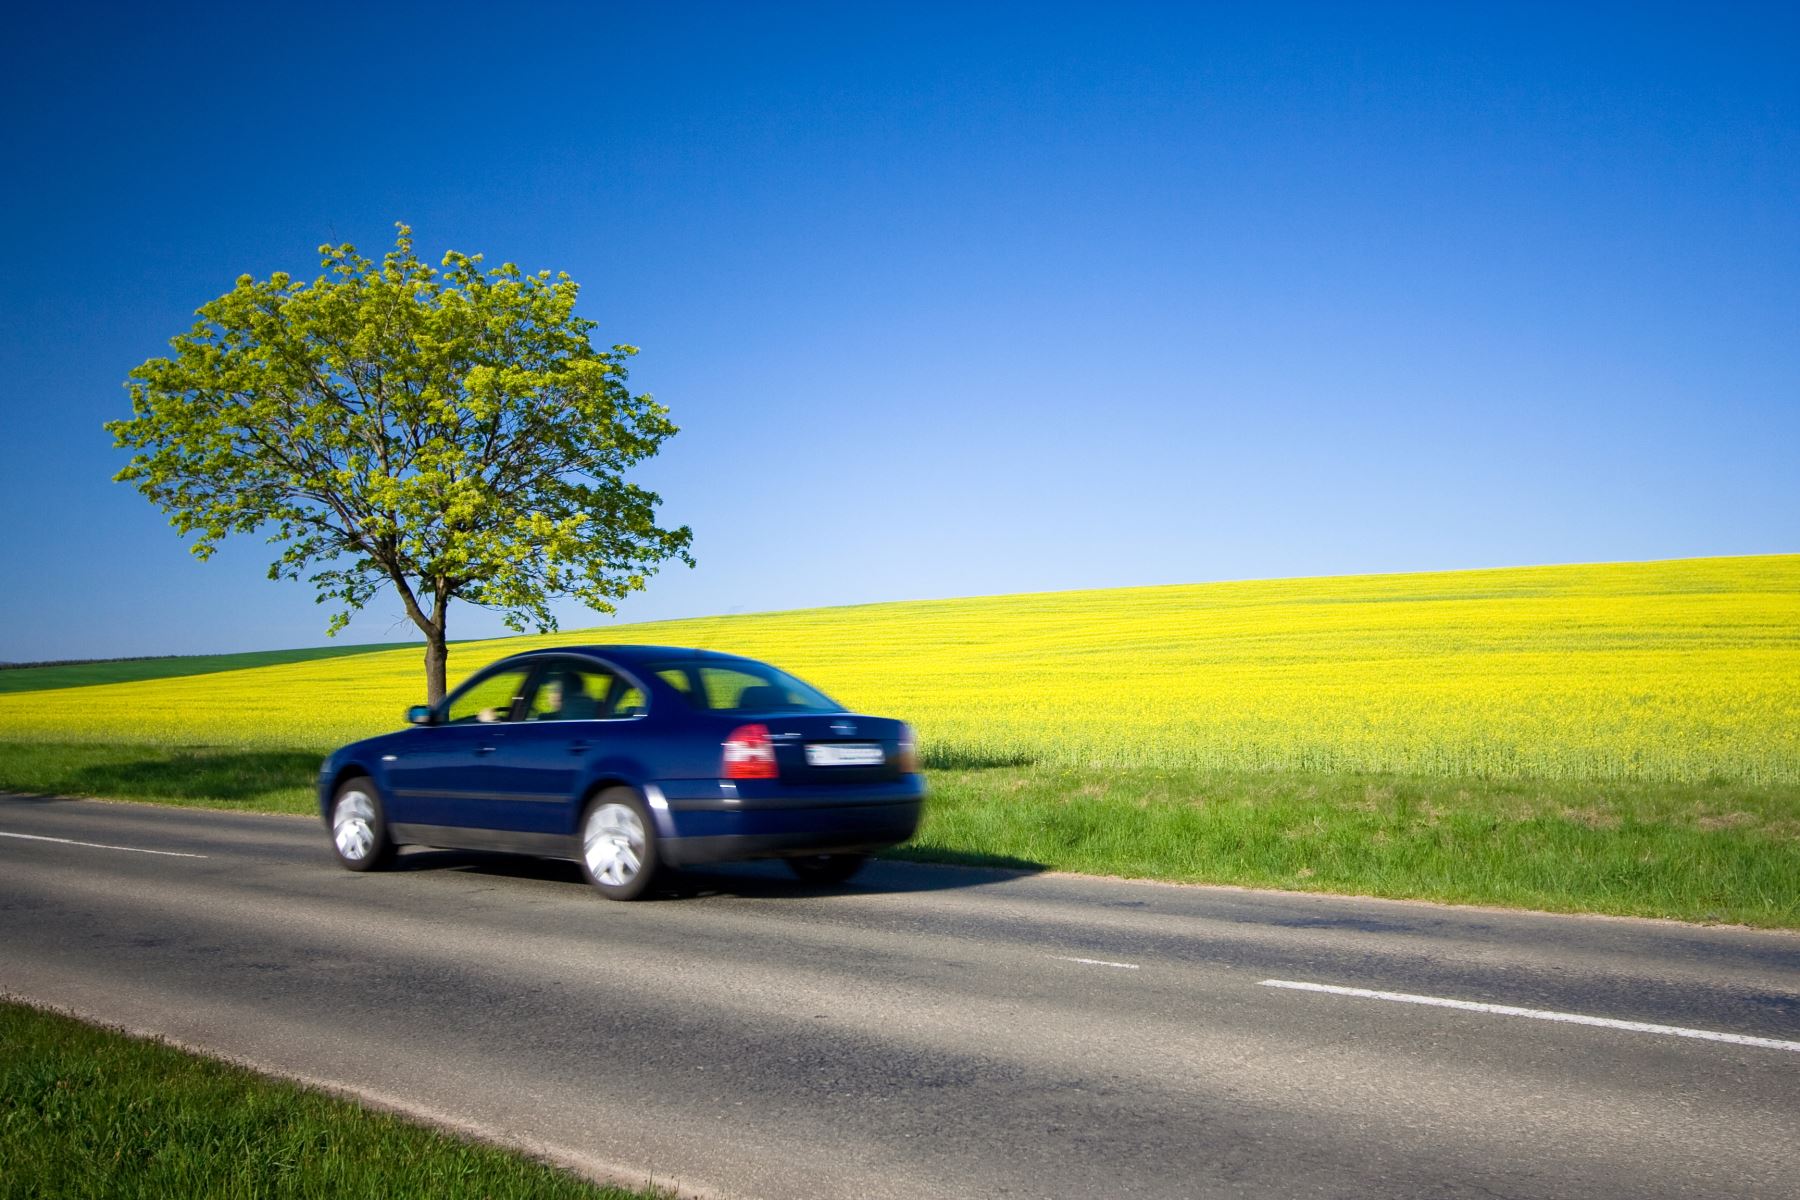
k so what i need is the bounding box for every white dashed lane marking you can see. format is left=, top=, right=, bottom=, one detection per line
left=1261, top=979, right=1800, bottom=1053
left=0, top=830, right=208, bottom=859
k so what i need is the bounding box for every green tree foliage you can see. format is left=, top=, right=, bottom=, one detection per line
left=107, top=226, right=693, bottom=702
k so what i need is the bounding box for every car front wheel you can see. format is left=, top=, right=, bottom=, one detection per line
left=330, top=778, right=396, bottom=871
left=785, top=853, right=868, bottom=886
left=579, top=788, right=661, bottom=900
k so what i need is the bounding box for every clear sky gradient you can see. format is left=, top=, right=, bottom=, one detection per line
left=1, top=2, right=1794, bottom=660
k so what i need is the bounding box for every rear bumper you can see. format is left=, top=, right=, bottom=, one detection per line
left=656, top=775, right=925, bottom=866
left=660, top=803, right=921, bottom=865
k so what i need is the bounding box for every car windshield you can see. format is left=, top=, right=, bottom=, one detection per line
left=649, top=660, right=842, bottom=714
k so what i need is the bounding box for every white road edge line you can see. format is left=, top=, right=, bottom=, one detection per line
left=1053, top=956, right=1140, bottom=970
left=0, top=830, right=208, bottom=859
left=1260, top=979, right=1800, bottom=1053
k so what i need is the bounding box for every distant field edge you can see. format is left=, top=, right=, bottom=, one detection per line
left=0, top=996, right=695, bottom=1200
left=3, top=553, right=1793, bottom=784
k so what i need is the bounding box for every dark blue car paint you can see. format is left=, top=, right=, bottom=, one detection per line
left=318, top=645, right=925, bottom=867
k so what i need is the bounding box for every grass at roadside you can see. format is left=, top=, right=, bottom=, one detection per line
left=0, top=741, right=318, bottom=813
left=914, top=766, right=1800, bottom=927
left=4, top=741, right=1794, bottom=927
left=0, top=1000, right=666, bottom=1200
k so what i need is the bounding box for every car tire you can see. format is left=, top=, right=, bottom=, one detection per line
left=330, top=777, right=396, bottom=871
left=579, top=787, right=661, bottom=901
left=785, top=853, right=868, bottom=886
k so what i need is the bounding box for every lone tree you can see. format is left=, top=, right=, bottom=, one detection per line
left=108, top=225, right=694, bottom=704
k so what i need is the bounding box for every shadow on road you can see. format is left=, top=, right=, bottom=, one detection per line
left=391, top=845, right=1044, bottom=900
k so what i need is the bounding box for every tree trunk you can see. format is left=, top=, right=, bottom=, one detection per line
left=424, top=631, right=449, bottom=706
left=387, top=571, right=451, bottom=706
left=423, top=586, right=452, bottom=706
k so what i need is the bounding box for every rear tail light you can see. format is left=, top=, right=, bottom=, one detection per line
left=898, top=724, right=919, bottom=773
left=722, top=723, right=779, bottom=779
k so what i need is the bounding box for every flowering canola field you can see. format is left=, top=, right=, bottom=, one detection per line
left=2, top=555, right=1795, bottom=785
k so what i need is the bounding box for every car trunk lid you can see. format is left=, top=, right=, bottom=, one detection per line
left=753, top=714, right=907, bottom=785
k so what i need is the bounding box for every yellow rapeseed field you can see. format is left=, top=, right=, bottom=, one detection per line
left=2, top=555, right=1795, bottom=784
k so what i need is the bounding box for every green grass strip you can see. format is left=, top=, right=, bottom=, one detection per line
left=0, top=1000, right=665, bottom=1200
left=1, top=740, right=1793, bottom=928
left=0, top=643, right=424, bottom=695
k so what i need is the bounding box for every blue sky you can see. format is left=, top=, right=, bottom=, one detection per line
left=1, top=1, right=1794, bottom=660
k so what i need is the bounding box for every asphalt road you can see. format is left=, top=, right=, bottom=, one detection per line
left=2, top=794, right=1796, bottom=1199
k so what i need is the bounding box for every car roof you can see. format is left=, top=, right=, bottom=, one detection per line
left=496, top=645, right=755, bottom=668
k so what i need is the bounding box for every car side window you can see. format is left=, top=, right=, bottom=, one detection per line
left=443, top=669, right=531, bottom=725
left=700, top=667, right=761, bottom=710
left=523, top=663, right=614, bottom=722
left=697, top=666, right=816, bottom=712
left=608, top=683, right=648, bottom=718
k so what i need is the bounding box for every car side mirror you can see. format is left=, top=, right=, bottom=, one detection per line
left=405, top=705, right=436, bottom=726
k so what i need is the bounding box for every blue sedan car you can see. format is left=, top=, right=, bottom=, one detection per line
left=317, top=646, right=925, bottom=899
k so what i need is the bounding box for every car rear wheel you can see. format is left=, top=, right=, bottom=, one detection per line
left=580, top=788, right=661, bottom=901
left=785, top=853, right=868, bottom=886
left=331, top=778, right=396, bottom=871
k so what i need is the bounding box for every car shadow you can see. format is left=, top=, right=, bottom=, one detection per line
left=393, top=848, right=590, bottom=885
left=390, top=846, right=1044, bottom=899
left=0, top=791, right=85, bottom=805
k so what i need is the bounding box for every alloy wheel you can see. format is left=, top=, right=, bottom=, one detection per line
left=333, top=789, right=377, bottom=862
left=584, top=802, right=646, bottom=886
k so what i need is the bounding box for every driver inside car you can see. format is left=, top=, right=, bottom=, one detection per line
left=536, top=671, right=600, bottom=721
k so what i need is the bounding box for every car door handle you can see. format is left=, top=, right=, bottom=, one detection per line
left=473, top=745, right=499, bottom=756
left=567, top=740, right=593, bottom=754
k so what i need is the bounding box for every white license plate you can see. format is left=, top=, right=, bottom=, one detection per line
left=805, top=742, right=885, bottom=767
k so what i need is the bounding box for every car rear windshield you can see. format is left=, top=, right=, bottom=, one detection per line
left=649, top=660, right=842, bottom=714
